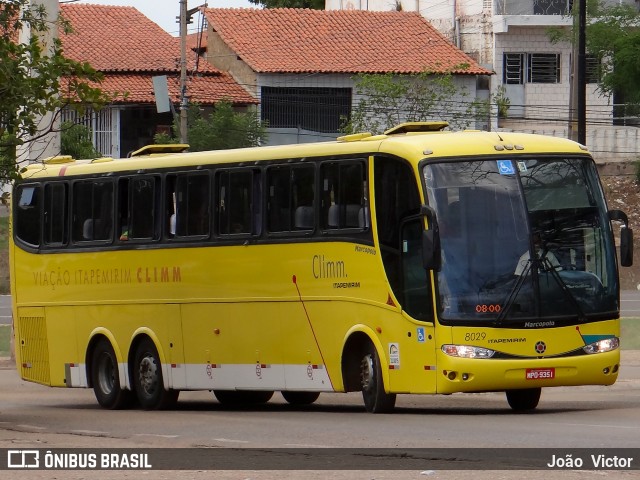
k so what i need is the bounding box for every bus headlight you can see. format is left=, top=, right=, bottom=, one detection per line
left=583, top=337, right=619, bottom=354
left=441, top=345, right=495, bottom=359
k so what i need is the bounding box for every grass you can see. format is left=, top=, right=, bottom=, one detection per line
left=0, top=216, right=8, bottom=294
left=0, top=325, right=10, bottom=357
left=621, top=317, right=640, bottom=350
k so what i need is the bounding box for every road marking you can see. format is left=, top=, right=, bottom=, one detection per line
left=17, top=424, right=47, bottom=430
left=283, top=443, right=334, bottom=448
left=212, top=438, right=249, bottom=444
left=543, top=422, right=639, bottom=430
left=70, top=429, right=110, bottom=436
left=134, top=433, right=179, bottom=439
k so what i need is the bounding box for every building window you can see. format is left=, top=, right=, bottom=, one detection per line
left=503, top=53, right=561, bottom=85
left=527, top=53, right=561, bottom=83
left=586, top=55, right=601, bottom=84
left=261, top=87, right=351, bottom=133
left=504, top=53, right=525, bottom=85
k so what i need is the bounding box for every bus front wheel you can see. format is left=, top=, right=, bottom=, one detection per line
left=281, top=391, right=320, bottom=405
left=506, top=388, right=541, bottom=411
left=91, top=339, right=133, bottom=409
left=132, top=338, right=179, bottom=410
left=213, top=390, right=274, bottom=405
left=360, top=344, right=396, bottom=413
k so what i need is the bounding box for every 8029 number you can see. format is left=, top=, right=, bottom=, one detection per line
left=464, top=332, right=486, bottom=341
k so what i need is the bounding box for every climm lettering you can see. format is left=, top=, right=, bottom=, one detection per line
left=136, top=266, right=182, bottom=283
left=312, top=255, right=347, bottom=279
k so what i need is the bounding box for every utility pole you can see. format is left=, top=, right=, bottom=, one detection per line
left=179, top=0, right=188, bottom=145
left=577, top=0, right=586, bottom=145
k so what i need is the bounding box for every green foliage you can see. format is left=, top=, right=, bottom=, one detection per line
left=1, top=0, right=111, bottom=182
left=155, top=101, right=267, bottom=151
left=342, top=68, right=488, bottom=134
left=547, top=0, right=640, bottom=104
left=248, top=0, right=324, bottom=9
left=60, top=121, right=101, bottom=159
left=493, top=85, right=511, bottom=118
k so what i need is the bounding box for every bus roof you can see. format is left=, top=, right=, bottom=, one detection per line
left=20, top=126, right=589, bottom=180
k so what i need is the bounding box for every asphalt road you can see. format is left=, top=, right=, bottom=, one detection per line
left=0, top=353, right=639, bottom=479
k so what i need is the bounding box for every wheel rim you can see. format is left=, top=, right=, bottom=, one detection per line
left=138, top=353, right=159, bottom=396
left=360, top=354, right=374, bottom=392
left=97, top=353, right=115, bottom=395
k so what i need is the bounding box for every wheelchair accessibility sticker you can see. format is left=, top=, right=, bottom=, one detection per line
left=417, top=327, right=426, bottom=343
left=497, top=160, right=515, bottom=175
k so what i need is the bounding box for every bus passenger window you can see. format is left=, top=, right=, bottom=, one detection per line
left=15, top=184, right=41, bottom=247
left=72, top=180, right=114, bottom=242
left=320, top=161, right=366, bottom=230
left=217, top=169, right=257, bottom=236
left=171, top=172, right=210, bottom=238
left=43, top=183, right=68, bottom=246
left=118, top=176, right=158, bottom=241
left=267, top=164, right=314, bottom=233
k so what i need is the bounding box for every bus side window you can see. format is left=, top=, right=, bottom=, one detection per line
left=15, top=184, right=41, bottom=247
left=217, top=169, right=258, bottom=236
left=320, top=160, right=366, bottom=230
left=72, top=180, right=114, bottom=242
left=43, top=183, right=68, bottom=246
left=267, top=164, right=314, bottom=233
left=171, top=172, right=210, bottom=238
left=119, top=176, right=158, bottom=241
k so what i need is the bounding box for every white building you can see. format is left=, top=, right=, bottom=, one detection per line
left=326, top=0, right=639, bottom=145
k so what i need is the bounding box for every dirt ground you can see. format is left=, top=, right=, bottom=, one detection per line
left=601, top=172, right=640, bottom=290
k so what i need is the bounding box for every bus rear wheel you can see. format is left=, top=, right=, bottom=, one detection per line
left=132, top=338, right=179, bottom=410
left=213, top=390, right=274, bottom=405
left=91, top=339, right=133, bottom=409
left=360, top=344, right=396, bottom=413
left=506, top=388, right=541, bottom=411
left=281, top=391, right=320, bottom=405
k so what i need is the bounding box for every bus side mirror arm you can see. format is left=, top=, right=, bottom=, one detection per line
left=608, top=209, right=633, bottom=267
left=421, top=204, right=441, bottom=271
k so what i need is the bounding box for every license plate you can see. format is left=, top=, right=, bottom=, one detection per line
left=525, top=368, right=555, bottom=380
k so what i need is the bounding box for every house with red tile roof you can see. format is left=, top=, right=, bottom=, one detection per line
left=60, top=4, right=256, bottom=157
left=202, top=8, right=492, bottom=145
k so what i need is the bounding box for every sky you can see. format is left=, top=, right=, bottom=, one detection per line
left=75, top=0, right=255, bottom=36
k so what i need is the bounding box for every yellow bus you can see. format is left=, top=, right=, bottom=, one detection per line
left=9, top=122, right=633, bottom=413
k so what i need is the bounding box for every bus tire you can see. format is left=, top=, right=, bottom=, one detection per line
left=360, top=343, right=396, bottom=413
left=213, top=390, right=274, bottom=405
left=133, top=338, right=179, bottom=410
left=506, top=388, right=541, bottom=411
left=91, top=339, right=133, bottom=410
left=281, top=391, right=320, bottom=405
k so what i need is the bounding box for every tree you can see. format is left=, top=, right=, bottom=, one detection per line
left=60, top=121, right=101, bottom=159
left=548, top=0, right=640, bottom=105
left=342, top=69, right=490, bottom=135
left=154, top=101, right=267, bottom=151
left=248, top=0, right=324, bottom=9
left=1, top=0, right=110, bottom=183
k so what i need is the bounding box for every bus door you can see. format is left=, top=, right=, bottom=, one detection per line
left=374, top=156, right=437, bottom=393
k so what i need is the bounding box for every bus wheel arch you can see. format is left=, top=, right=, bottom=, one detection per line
left=341, top=331, right=396, bottom=413
left=86, top=335, right=133, bottom=409
left=129, top=335, right=179, bottom=410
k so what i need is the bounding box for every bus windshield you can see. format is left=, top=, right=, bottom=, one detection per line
left=424, top=157, right=619, bottom=326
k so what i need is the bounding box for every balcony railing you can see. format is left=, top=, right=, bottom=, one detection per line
left=495, top=0, right=572, bottom=15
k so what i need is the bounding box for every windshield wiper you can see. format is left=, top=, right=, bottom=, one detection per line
left=539, top=255, right=587, bottom=322
left=496, top=252, right=587, bottom=325
left=495, top=260, right=532, bottom=325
